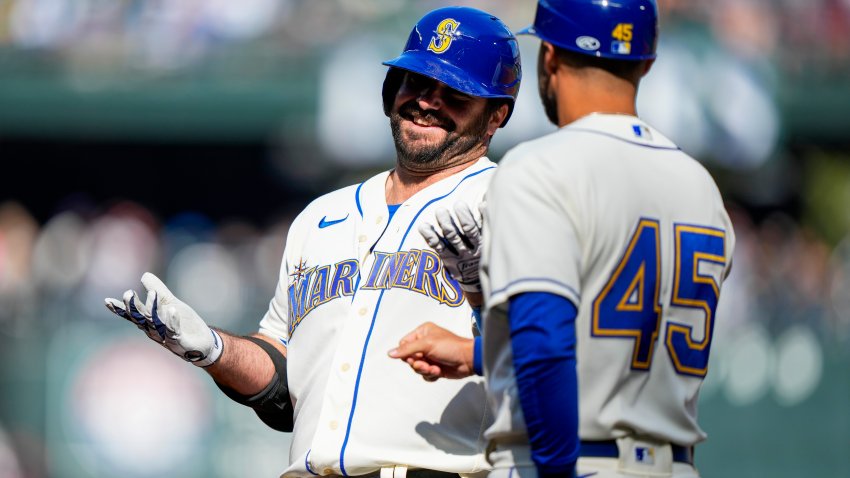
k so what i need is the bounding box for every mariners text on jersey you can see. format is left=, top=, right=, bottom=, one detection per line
left=287, top=252, right=465, bottom=336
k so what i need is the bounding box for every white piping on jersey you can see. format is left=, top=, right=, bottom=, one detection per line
left=338, top=165, right=495, bottom=476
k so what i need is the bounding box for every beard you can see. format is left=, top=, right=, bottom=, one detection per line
left=390, top=100, right=491, bottom=173
left=538, top=47, right=560, bottom=126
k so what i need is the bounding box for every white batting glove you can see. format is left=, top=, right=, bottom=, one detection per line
left=105, top=272, right=223, bottom=367
left=418, top=202, right=483, bottom=293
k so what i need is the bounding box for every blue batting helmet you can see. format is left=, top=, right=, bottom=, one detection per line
left=382, top=6, right=522, bottom=127
left=519, top=0, right=658, bottom=61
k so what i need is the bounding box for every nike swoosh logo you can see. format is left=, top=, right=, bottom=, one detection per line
left=318, top=214, right=349, bottom=229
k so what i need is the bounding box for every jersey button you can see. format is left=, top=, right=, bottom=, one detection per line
left=375, top=216, right=383, bottom=224
left=329, top=420, right=338, bottom=430
left=323, top=469, right=333, bottom=475
left=358, top=234, right=367, bottom=243
left=358, top=307, right=367, bottom=316
left=341, top=363, right=351, bottom=372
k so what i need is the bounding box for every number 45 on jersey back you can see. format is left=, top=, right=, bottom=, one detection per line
left=592, top=218, right=728, bottom=377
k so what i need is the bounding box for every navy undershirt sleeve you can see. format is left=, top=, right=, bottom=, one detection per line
left=508, top=292, right=580, bottom=477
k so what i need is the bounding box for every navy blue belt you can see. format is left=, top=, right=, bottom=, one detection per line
left=580, top=440, right=694, bottom=465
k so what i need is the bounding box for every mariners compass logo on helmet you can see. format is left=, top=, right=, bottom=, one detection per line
left=427, top=18, right=460, bottom=54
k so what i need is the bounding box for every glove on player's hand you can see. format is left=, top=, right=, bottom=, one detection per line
left=105, top=272, right=223, bottom=367
left=419, top=202, right=484, bottom=293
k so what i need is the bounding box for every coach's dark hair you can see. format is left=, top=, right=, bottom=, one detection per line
left=547, top=44, right=649, bottom=85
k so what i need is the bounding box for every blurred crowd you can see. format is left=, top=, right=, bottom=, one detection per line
left=0, top=0, right=848, bottom=75
left=0, top=198, right=300, bottom=477
left=0, top=198, right=295, bottom=337
left=663, top=0, right=850, bottom=74
left=717, top=204, right=849, bottom=340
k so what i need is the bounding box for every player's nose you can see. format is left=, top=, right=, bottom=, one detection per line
left=416, top=82, right=445, bottom=110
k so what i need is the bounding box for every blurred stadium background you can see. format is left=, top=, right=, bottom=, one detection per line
left=0, top=0, right=848, bottom=476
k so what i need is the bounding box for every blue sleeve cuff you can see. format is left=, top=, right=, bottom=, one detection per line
left=471, top=306, right=482, bottom=332
left=473, top=335, right=483, bottom=376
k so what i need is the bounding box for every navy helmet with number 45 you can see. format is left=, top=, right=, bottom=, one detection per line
left=381, top=6, right=522, bottom=127
left=519, top=0, right=658, bottom=61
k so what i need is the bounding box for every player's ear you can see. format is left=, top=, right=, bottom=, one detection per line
left=486, top=102, right=509, bottom=136
left=539, top=42, right=559, bottom=77
left=641, top=59, right=655, bottom=78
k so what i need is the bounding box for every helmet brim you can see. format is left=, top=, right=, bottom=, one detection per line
left=515, top=25, right=569, bottom=53
left=516, top=24, right=571, bottom=50
left=382, top=51, right=515, bottom=101
left=515, top=25, right=536, bottom=37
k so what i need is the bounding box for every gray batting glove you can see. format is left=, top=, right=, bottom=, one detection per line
left=418, top=202, right=483, bottom=294
left=105, top=272, right=223, bottom=367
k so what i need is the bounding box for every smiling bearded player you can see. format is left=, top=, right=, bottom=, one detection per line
left=104, top=6, right=521, bottom=478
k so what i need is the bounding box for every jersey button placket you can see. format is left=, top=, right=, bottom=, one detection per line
left=395, top=204, right=409, bottom=233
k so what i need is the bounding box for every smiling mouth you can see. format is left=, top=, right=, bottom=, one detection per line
left=411, top=116, right=443, bottom=128
left=399, top=102, right=454, bottom=132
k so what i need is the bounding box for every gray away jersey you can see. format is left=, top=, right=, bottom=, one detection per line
left=481, top=114, right=735, bottom=448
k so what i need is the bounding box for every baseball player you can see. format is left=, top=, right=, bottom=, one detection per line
left=104, top=7, right=521, bottom=478
left=390, top=1, right=736, bottom=477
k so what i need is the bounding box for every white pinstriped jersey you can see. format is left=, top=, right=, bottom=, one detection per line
left=259, top=158, right=496, bottom=477
left=481, top=114, right=735, bottom=448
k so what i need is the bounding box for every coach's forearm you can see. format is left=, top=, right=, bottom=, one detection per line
left=206, top=332, right=280, bottom=396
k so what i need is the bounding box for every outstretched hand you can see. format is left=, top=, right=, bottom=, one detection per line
left=388, top=322, right=475, bottom=381
left=105, top=272, right=223, bottom=367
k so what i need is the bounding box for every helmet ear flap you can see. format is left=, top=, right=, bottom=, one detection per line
left=382, top=68, right=405, bottom=117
